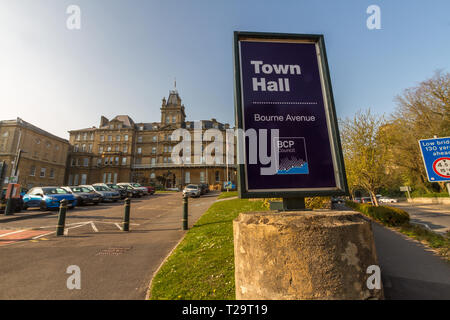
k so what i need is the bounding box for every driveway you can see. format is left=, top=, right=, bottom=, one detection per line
left=0, top=192, right=218, bottom=299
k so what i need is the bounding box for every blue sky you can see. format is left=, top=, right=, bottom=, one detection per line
left=0, top=0, right=449, bottom=139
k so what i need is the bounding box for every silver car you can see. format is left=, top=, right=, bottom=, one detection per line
left=80, top=185, right=121, bottom=202
left=183, top=184, right=201, bottom=198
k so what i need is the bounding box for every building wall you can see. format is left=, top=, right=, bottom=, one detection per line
left=0, top=119, right=69, bottom=189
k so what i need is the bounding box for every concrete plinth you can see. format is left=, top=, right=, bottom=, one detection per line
left=233, top=211, right=383, bottom=300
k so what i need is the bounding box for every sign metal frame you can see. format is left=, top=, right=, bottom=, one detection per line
left=233, top=31, right=348, bottom=199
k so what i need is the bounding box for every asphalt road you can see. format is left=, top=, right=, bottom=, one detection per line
left=0, top=192, right=218, bottom=300
left=390, top=202, right=450, bottom=235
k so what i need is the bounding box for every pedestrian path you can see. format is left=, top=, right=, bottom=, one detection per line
left=0, top=229, right=50, bottom=246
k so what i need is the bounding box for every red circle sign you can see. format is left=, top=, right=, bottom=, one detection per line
left=433, top=157, right=450, bottom=178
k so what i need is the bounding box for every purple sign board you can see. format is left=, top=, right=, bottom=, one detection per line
left=234, top=32, right=348, bottom=198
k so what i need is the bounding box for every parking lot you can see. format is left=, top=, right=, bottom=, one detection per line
left=0, top=191, right=219, bottom=299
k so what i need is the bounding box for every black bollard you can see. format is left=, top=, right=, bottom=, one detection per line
left=4, top=198, right=13, bottom=216
left=123, top=198, right=130, bottom=232
left=182, top=195, right=188, bottom=230
left=56, top=199, right=68, bottom=236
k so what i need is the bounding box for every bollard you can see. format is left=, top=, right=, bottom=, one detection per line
left=123, top=198, right=130, bottom=232
left=56, top=199, right=68, bottom=236
left=182, top=195, right=188, bottom=230
left=4, top=198, right=13, bottom=216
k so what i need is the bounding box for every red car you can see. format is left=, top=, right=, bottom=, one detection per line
left=144, top=186, right=155, bottom=195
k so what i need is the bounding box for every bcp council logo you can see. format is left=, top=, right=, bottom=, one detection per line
left=275, top=137, right=309, bottom=175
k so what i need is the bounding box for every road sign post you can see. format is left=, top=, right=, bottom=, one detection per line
left=233, top=32, right=348, bottom=210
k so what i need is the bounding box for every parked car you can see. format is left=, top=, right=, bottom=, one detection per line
left=331, top=197, right=345, bottom=204
left=62, top=186, right=101, bottom=205
left=117, top=183, right=146, bottom=196
left=379, top=196, right=399, bottom=203
left=353, top=197, right=362, bottom=203
left=23, top=187, right=77, bottom=210
left=144, top=186, right=155, bottom=195
left=361, top=197, right=373, bottom=204
left=0, top=186, right=26, bottom=213
left=198, top=183, right=209, bottom=195
left=183, top=184, right=201, bottom=198
left=105, top=184, right=128, bottom=199
left=81, top=185, right=120, bottom=202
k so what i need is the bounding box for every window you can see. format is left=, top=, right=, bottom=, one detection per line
left=100, top=135, right=105, bottom=142
left=151, top=158, right=156, bottom=165
left=107, top=173, right=112, bottom=183
left=163, top=157, right=167, bottom=163
left=150, top=172, right=155, bottom=179
left=172, top=116, right=176, bottom=123
left=166, top=116, right=170, bottom=124
left=104, top=157, right=109, bottom=165
left=164, top=146, right=168, bottom=153
left=109, top=124, right=114, bottom=129
left=99, top=146, right=104, bottom=153
left=138, top=136, right=143, bottom=143
left=97, top=158, right=102, bottom=165
left=137, top=147, right=142, bottom=154
left=50, top=168, right=55, bottom=179
left=113, top=173, right=118, bottom=184
left=139, top=126, right=144, bottom=131
left=81, top=174, right=87, bottom=185
left=116, top=135, right=121, bottom=142
left=215, top=171, right=220, bottom=182
left=88, top=144, right=93, bottom=152
left=115, top=157, right=119, bottom=165
left=30, top=166, right=36, bottom=176
left=74, top=144, right=79, bottom=152
left=115, top=145, right=119, bottom=152
left=124, top=135, right=129, bottom=141
left=76, top=134, right=80, bottom=141
left=118, top=124, right=122, bottom=129
left=40, top=167, right=46, bottom=177
left=90, top=133, right=94, bottom=140
left=200, top=172, right=205, bottom=183
left=74, top=174, right=79, bottom=185
left=81, top=144, right=86, bottom=152
left=83, top=133, right=87, bottom=140
left=108, top=135, right=112, bottom=142
left=68, top=174, right=73, bottom=186
left=152, top=136, right=157, bottom=142
left=122, top=157, right=127, bottom=165
left=102, top=173, right=106, bottom=183
left=185, top=171, right=190, bottom=184
left=107, top=146, right=112, bottom=152
left=71, top=158, right=76, bottom=166
left=123, top=145, right=128, bottom=153
left=83, top=158, right=89, bottom=167
left=152, top=147, right=156, bottom=154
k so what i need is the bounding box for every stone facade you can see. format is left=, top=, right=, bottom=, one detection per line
left=66, top=89, right=237, bottom=189
left=0, top=118, right=70, bottom=189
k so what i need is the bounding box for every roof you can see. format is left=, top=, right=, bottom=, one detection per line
left=109, top=115, right=135, bottom=128
left=166, top=90, right=181, bottom=106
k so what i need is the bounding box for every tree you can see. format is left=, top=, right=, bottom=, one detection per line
left=388, top=71, right=450, bottom=193
left=341, top=109, right=390, bottom=206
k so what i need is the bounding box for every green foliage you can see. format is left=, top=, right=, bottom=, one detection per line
left=262, top=197, right=331, bottom=210
left=217, top=191, right=238, bottom=199
left=150, top=198, right=268, bottom=300
left=345, top=201, right=409, bottom=226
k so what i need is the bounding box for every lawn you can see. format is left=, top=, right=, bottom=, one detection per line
left=149, top=198, right=267, bottom=300
left=217, top=191, right=238, bottom=200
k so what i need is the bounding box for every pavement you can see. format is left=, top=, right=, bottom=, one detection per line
left=372, top=222, right=450, bottom=299
left=389, top=202, right=450, bottom=235
left=0, top=192, right=218, bottom=300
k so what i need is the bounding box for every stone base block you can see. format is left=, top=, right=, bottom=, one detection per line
left=233, top=211, right=383, bottom=300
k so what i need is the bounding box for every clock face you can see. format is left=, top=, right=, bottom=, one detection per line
left=433, top=157, right=450, bottom=178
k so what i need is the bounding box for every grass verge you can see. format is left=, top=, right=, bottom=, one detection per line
left=346, top=201, right=450, bottom=261
left=149, top=198, right=268, bottom=300
left=217, top=191, right=238, bottom=200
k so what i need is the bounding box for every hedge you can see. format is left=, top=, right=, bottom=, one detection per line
left=345, top=201, right=410, bottom=227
